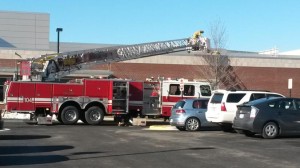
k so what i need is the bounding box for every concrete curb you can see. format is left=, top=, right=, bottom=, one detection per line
left=147, top=125, right=178, bottom=131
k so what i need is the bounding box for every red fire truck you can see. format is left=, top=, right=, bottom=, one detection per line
left=3, top=78, right=211, bottom=124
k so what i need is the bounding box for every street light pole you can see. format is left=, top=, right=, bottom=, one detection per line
left=14, top=52, right=23, bottom=81
left=56, top=28, right=63, bottom=53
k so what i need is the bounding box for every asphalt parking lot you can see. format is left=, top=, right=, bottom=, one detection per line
left=1, top=120, right=300, bottom=168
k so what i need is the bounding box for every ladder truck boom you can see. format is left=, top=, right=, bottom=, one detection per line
left=30, top=38, right=190, bottom=81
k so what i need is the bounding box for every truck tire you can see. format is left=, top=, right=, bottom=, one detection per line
left=60, top=106, right=80, bottom=125
left=85, top=106, right=104, bottom=125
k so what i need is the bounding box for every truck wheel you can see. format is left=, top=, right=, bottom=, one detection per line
left=85, top=106, right=104, bottom=125
left=60, top=106, right=79, bottom=125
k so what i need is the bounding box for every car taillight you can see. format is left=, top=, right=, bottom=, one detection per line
left=176, top=109, right=186, bottom=114
left=250, top=106, right=259, bottom=118
left=221, top=102, right=227, bottom=112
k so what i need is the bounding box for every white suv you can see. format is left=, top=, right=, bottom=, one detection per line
left=206, top=90, right=284, bottom=132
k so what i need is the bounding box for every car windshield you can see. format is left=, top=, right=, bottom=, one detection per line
left=200, top=85, right=211, bottom=96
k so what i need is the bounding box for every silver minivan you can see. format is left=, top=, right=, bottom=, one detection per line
left=170, top=98, right=212, bottom=131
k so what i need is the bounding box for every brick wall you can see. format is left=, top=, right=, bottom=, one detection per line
left=94, top=63, right=300, bottom=97
left=0, top=59, right=18, bottom=68
left=0, top=61, right=299, bottom=100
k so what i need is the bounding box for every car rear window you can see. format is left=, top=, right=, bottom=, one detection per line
left=174, top=101, right=185, bottom=109
left=210, top=93, right=224, bottom=103
left=226, top=93, right=246, bottom=103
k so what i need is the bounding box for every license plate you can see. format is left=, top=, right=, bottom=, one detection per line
left=239, top=114, right=244, bottom=118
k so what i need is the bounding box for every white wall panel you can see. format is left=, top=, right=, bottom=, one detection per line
left=0, top=11, right=49, bottom=50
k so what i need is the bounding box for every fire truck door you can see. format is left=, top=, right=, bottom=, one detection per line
left=18, top=83, right=35, bottom=111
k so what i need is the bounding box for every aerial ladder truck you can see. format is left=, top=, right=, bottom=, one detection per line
left=3, top=35, right=211, bottom=125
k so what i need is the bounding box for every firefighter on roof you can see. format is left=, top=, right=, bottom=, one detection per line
left=192, top=30, right=204, bottom=39
left=190, top=30, right=206, bottom=51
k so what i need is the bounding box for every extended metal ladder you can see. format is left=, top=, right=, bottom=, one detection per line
left=30, top=38, right=190, bottom=81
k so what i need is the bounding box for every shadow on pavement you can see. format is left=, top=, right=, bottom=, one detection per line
left=0, top=145, right=74, bottom=155
left=0, top=145, right=74, bottom=166
left=199, top=126, right=222, bottom=131
left=0, top=155, right=69, bottom=166
left=70, top=147, right=215, bottom=161
left=0, top=135, right=51, bottom=140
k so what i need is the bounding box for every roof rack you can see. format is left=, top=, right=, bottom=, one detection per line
left=229, top=89, right=270, bottom=92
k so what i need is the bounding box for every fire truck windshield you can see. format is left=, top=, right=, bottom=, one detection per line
left=200, top=85, right=212, bottom=96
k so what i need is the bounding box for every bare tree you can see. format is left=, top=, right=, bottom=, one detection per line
left=198, top=19, right=246, bottom=90
left=209, top=19, right=227, bottom=51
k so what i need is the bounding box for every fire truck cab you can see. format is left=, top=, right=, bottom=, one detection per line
left=129, top=78, right=211, bottom=120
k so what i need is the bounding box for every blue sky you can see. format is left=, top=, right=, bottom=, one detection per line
left=0, top=0, right=299, bottom=52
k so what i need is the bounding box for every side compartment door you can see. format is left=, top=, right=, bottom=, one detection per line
left=129, top=81, right=143, bottom=112
left=18, top=83, right=35, bottom=111
left=112, top=81, right=128, bottom=114
left=6, top=82, right=20, bottom=111
left=142, top=82, right=160, bottom=115
left=35, top=83, right=52, bottom=109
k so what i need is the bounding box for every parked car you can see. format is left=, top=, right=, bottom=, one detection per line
left=170, top=98, right=212, bottom=131
left=233, top=97, right=300, bottom=139
left=0, top=109, right=3, bottom=129
left=206, top=90, right=284, bottom=132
